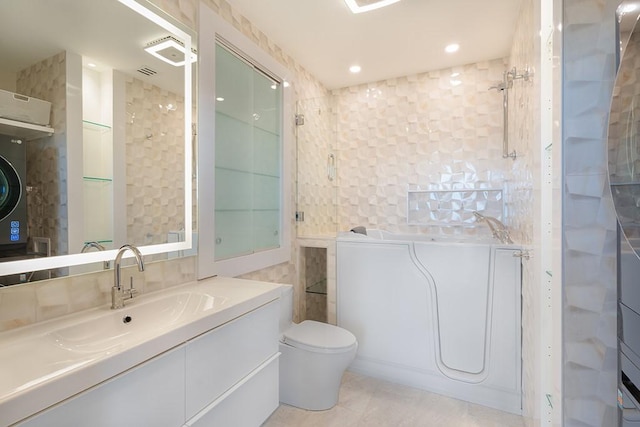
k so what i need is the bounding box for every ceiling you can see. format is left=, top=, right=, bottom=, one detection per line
left=0, top=0, right=524, bottom=96
left=225, top=0, right=524, bottom=89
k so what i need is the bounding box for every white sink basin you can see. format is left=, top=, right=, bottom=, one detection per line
left=48, top=292, right=228, bottom=354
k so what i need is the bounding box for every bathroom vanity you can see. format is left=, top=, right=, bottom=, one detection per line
left=0, top=277, right=284, bottom=427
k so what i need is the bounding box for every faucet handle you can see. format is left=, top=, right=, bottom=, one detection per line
left=127, top=277, right=138, bottom=299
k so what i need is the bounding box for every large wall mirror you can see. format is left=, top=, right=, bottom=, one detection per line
left=0, top=0, right=194, bottom=285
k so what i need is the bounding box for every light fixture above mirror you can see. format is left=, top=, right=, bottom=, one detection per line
left=343, top=0, right=401, bottom=14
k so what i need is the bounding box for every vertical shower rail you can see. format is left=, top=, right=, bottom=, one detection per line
left=490, top=67, right=533, bottom=160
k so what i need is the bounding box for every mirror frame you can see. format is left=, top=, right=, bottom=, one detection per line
left=1, top=0, right=193, bottom=276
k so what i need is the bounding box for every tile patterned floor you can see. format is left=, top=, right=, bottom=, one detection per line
left=263, top=371, right=525, bottom=427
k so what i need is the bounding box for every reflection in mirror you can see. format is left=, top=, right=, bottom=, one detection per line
left=608, top=2, right=640, bottom=257
left=0, top=0, right=194, bottom=285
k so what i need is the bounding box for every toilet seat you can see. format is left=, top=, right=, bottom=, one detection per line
left=282, top=320, right=357, bottom=354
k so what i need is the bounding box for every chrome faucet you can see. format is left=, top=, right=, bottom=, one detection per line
left=81, top=241, right=105, bottom=253
left=473, top=211, right=514, bottom=244
left=81, top=241, right=110, bottom=269
left=111, top=244, right=145, bottom=309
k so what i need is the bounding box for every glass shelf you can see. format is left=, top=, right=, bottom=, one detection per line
left=83, top=176, right=113, bottom=182
left=306, top=279, right=327, bottom=295
left=83, top=119, right=112, bottom=132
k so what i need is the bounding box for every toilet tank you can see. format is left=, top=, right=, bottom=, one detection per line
left=279, top=285, right=294, bottom=334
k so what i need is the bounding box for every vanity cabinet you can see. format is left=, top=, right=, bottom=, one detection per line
left=185, top=298, right=279, bottom=421
left=16, top=300, right=280, bottom=427
left=18, top=346, right=186, bottom=427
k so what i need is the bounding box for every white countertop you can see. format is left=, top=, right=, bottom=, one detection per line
left=0, top=277, right=284, bottom=426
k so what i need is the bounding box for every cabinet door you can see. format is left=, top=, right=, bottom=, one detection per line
left=186, top=355, right=279, bottom=427
left=185, top=300, right=278, bottom=419
left=18, top=346, right=186, bottom=427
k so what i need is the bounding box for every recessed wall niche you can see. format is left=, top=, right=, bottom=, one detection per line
left=303, top=246, right=327, bottom=323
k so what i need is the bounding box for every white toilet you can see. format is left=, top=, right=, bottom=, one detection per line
left=278, top=286, right=358, bottom=410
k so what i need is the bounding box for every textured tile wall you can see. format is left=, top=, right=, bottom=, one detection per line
left=125, top=77, right=185, bottom=249
left=18, top=51, right=68, bottom=258
left=563, top=0, right=619, bottom=425
left=332, top=58, right=508, bottom=238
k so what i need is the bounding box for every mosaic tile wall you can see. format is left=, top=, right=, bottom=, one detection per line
left=125, top=76, right=186, bottom=248
left=17, top=51, right=68, bottom=258
left=332, top=58, right=508, bottom=238
left=563, top=0, right=620, bottom=425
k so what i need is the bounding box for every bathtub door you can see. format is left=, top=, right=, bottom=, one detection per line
left=337, top=241, right=437, bottom=373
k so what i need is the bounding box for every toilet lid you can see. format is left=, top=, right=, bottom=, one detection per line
left=282, top=320, right=357, bottom=352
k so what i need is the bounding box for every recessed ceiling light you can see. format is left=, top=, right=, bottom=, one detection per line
left=283, top=81, right=290, bottom=88
left=87, top=63, right=97, bottom=68
left=344, top=0, right=401, bottom=14
left=216, top=97, right=224, bottom=102
left=349, top=65, right=362, bottom=73
left=445, top=43, right=460, bottom=53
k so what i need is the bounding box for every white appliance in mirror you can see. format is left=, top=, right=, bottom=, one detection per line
left=0, top=0, right=194, bottom=283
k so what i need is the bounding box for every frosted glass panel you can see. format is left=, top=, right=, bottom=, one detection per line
left=253, top=72, right=281, bottom=134
left=253, top=210, right=279, bottom=250
left=215, top=168, right=253, bottom=210
left=254, top=128, right=279, bottom=177
left=214, top=43, right=282, bottom=261
left=215, top=46, right=252, bottom=123
left=253, top=175, right=279, bottom=210
left=215, top=113, right=252, bottom=172
left=215, top=211, right=252, bottom=260
left=83, top=179, right=113, bottom=242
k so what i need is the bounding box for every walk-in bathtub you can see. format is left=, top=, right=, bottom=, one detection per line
left=336, top=230, right=522, bottom=414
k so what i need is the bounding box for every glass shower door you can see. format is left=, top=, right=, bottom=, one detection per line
left=295, top=96, right=338, bottom=238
